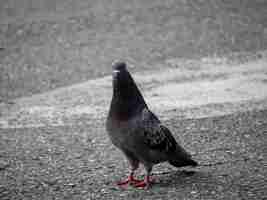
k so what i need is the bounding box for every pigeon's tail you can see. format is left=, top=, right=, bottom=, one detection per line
left=169, top=157, right=198, bottom=168
left=168, top=144, right=198, bottom=168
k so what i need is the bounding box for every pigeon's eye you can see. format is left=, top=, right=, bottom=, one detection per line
left=113, top=70, right=120, bottom=74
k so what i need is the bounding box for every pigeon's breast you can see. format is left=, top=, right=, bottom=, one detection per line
left=106, top=116, right=141, bottom=150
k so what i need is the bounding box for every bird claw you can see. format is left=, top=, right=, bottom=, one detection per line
left=117, top=176, right=143, bottom=187
left=132, top=176, right=154, bottom=189
left=133, top=180, right=150, bottom=189
left=117, top=173, right=154, bottom=189
left=117, top=179, right=130, bottom=186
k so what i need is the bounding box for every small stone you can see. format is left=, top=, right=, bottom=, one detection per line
left=17, top=29, right=23, bottom=35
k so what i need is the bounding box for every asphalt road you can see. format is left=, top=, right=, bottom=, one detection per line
left=1, top=1, right=267, bottom=199
left=0, top=107, right=266, bottom=200
left=0, top=59, right=267, bottom=200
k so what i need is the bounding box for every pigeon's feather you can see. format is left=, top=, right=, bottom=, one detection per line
left=137, top=108, right=197, bottom=167
left=140, top=108, right=177, bottom=153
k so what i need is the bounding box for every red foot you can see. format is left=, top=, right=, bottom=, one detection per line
left=133, top=176, right=154, bottom=189
left=117, top=175, right=143, bottom=186
left=133, top=180, right=149, bottom=188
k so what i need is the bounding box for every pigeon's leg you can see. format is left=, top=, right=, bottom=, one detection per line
left=117, top=153, right=142, bottom=186
left=133, top=164, right=153, bottom=189
left=117, top=168, right=141, bottom=186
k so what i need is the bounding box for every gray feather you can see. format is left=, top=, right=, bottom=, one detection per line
left=140, top=108, right=177, bottom=153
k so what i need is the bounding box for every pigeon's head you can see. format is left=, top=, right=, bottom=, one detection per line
left=112, top=61, right=127, bottom=78
left=111, top=61, right=131, bottom=84
left=111, top=61, right=146, bottom=100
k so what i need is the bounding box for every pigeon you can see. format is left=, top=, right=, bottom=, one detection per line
left=106, top=62, right=197, bottom=188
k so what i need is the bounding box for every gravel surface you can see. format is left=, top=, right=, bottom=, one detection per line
left=1, top=1, right=267, bottom=199
left=0, top=109, right=266, bottom=200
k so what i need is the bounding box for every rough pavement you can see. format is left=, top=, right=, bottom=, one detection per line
left=0, top=59, right=267, bottom=199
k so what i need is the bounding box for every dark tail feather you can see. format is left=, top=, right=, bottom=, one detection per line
left=169, top=158, right=198, bottom=168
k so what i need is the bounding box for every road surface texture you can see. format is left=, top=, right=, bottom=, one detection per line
left=1, top=1, right=267, bottom=199
left=1, top=58, right=267, bottom=200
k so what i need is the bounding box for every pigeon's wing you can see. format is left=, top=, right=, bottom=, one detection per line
left=139, top=108, right=178, bottom=153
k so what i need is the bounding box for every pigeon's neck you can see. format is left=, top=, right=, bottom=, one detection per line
left=110, top=99, right=146, bottom=120
left=109, top=81, right=147, bottom=120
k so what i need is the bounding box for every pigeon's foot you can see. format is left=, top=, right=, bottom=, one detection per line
left=133, top=180, right=149, bottom=188
left=117, top=175, right=143, bottom=186
left=133, top=176, right=154, bottom=189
